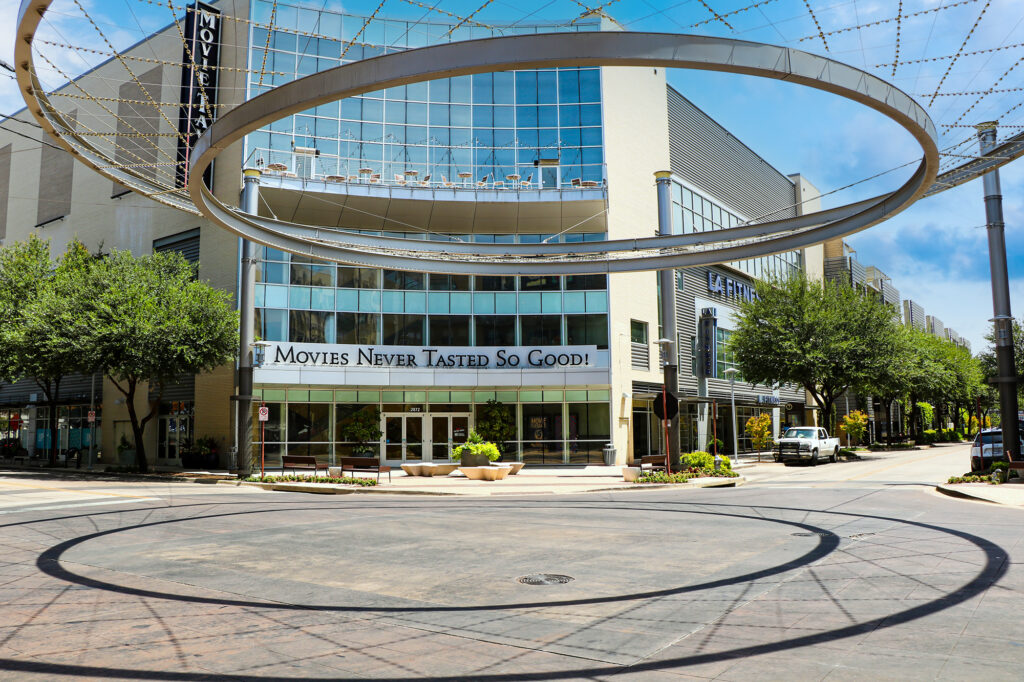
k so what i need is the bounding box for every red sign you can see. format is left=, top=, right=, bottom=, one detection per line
left=10, top=414, right=21, bottom=431
left=87, top=411, right=96, bottom=424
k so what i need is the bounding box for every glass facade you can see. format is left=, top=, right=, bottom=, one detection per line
left=252, top=388, right=611, bottom=465
left=254, top=243, right=609, bottom=348
left=669, top=179, right=802, bottom=282
left=246, top=2, right=605, bottom=187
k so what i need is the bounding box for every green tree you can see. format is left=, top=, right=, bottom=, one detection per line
left=729, top=272, right=902, bottom=434
left=475, top=399, right=516, bottom=455
left=81, top=250, right=238, bottom=472
left=0, top=237, right=94, bottom=465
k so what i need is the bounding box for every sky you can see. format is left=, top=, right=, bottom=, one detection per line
left=1, top=0, right=1022, bottom=354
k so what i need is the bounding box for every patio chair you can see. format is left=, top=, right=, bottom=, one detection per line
left=476, top=174, right=489, bottom=188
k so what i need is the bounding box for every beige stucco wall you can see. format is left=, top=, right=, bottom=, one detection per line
left=600, top=65, right=670, bottom=464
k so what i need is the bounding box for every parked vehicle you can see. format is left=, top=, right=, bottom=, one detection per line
left=774, top=427, right=841, bottom=465
left=970, top=428, right=1024, bottom=472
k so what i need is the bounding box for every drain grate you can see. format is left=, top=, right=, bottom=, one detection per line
left=517, top=574, right=574, bottom=585
left=791, top=532, right=833, bottom=537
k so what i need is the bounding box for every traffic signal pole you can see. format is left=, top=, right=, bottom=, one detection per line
left=977, top=123, right=1020, bottom=461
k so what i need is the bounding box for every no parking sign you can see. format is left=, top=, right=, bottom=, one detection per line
left=258, top=406, right=269, bottom=422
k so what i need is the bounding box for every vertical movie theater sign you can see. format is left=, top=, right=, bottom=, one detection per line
left=176, top=2, right=220, bottom=187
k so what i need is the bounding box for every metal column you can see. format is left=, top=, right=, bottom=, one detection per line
left=655, top=171, right=680, bottom=467
left=977, top=123, right=1020, bottom=460
left=236, top=168, right=261, bottom=476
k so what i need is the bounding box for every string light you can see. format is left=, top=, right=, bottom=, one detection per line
left=691, top=0, right=780, bottom=29
left=800, top=0, right=829, bottom=51
left=927, top=0, right=992, bottom=106
left=876, top=40, right=1024, bottom=68
left=797, top=0, right=979, bottom=43
left=891, top=0, right=902, bottom=77
left=445, top=0, right=496, bottom=37
left=341, top=0, right=388, bottom=59
left=696, top=0, right=734, bottom=31
left=34, top=39, right=286, bottom=76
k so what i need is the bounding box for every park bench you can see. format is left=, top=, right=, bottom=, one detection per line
left=339, top=456, right=391, bottom=483
left=639, top=454, right=669, bottom=473
left=281, top=455, right=329, bottom=476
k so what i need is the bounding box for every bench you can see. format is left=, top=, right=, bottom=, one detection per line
left=339, top=456, right=391, bottom=483
left=639, top=454, right=669, bottom=473
left=281, top=455, right=329, bottom=476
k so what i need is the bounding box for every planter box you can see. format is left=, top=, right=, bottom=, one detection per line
left=622, top=467, right=641, bottom=482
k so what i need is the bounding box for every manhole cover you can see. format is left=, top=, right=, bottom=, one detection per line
left=517, top=574, right=574, bottom=585
left=791, top=532, right=833, bottom=537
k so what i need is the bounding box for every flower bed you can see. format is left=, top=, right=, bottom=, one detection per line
left=246, top=474, right=377, bottom=486
left=635, top=468, right=740, bottom=484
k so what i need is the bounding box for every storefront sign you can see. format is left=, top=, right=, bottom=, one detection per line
left=756, top=395, right=781, bottom=406
left=698, top=308, right=717, bottom=379
left=262, top=343, right=600, bottom=369
left=707, top=271, right=759, bottom=303
left=176, top=1, right=220, bottom=186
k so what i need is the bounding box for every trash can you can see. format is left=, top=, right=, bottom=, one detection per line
left=603, top=443, right=616, bottom=466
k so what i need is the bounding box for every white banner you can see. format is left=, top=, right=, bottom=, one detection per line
left=261, top=343, right=602, bottom=370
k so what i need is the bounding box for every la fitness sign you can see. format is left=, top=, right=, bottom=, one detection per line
left=707, top=271, right=759, bottom=303
left=263, top=343, right=600, bottom=370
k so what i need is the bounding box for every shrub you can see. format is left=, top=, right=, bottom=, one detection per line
left=635, top=469, right=739, bottom=484
left=451, top=430, right=502, bottom=462
left=922, top=429, right=938, bottom=445
left=246, top=474, right=377, bottom=486
left=681, top=451, right=731, bottom=470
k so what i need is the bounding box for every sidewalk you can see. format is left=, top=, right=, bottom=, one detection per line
left=225, top=464, right=745, bottom=496
left=936, top=479, right=1024, bottom=507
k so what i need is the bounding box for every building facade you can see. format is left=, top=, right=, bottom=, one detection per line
left=1, top=1, right=819, bottom=467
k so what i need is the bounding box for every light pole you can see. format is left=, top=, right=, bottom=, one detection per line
left=724, top=367, right=739, bottom=462
left=235, top=168, right=261, bottom=477
left=656, top=337, right=679, bottom=473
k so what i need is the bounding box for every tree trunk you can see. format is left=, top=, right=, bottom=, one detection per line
left=123, top=381, right=148, bottom=473
left=38, top=379, right=61, bottom=467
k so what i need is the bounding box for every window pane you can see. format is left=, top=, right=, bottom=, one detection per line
left=520, top=316, right=561, bottom=345
left=429, top=315, right=471, bottom=345
left=383, top=270, right=424, bottom=290
left=520, top=275, right=560, bottom=291
left=475, top=316, right=516, bottom=345
left=428, top=274, right=471, bottom=291
left=566, top=314, right=608, bottom=349
left=261, top=308, right=287, bottom=342
left=337, top=312, right=379, bottom=344
left=338, top=266, right=380, bottom=288
left=382, top=314, right=425, bottom=345
left=630, top=320, right=648, bottom=344
left=475, top=275, right=516, bottom=291
left=564, top=274, right=606, bottom=290
left=287, top=403, right=331, bottom=442
left=289, top=311, right=331, bottom=343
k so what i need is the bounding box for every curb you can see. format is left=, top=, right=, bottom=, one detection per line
left=219, top=475, right=745, bottom=497
left=935, top=483, right=1001, bottom=505
left=0, top=466, right=233, bottom=485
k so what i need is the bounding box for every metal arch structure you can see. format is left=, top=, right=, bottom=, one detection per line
left=187, top=31, right=940, bottom=274
left=11, top=1, right=1024, bottom=272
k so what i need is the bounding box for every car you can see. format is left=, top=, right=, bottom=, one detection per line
left=774, top=427, right=841, bottom=465
left=970, top=428, right=1024, bottom=472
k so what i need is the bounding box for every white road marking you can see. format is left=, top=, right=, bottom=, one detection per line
left=0, top=498, right=158, bottom=514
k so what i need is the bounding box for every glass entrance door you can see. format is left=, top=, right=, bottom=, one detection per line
left=383, top=414, right=424, bottom=461
left=430, top=414, right=470, bottom=461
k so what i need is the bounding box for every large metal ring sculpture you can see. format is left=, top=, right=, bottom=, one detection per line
left=187, top=31, right=938, bottom=274
left=13, top=1, right=1017, bottom=273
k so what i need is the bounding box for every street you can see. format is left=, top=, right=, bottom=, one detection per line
left=1, top=442, right=1022, bottom=681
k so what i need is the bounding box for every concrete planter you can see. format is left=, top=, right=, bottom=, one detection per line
left=622, top=467, right=641, bottom=482
left=328, top=466, right=343, bottom=478
left=459, top=465, right=511, bottom=481
left=459, top=452, right=492, bottom=467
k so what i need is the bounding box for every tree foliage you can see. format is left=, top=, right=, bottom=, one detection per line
left=744, top=412, right=773, bottom=460
left=0, top=236, right=94, bottom=464
left=839, top=410, right=868, bottom=446
left=730, top=272, right=901, bottom=433
left=80, top=250, right=238, bottom=472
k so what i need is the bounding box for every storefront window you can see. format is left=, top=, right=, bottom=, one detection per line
left=567, top=403, right=609, bottom=464
left=521, top=403, right=563, bottom=465
left=287, top=403, right=331, bottom=444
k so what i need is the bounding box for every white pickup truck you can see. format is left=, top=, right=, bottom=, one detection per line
left=774, top=427, right=841, bottom=465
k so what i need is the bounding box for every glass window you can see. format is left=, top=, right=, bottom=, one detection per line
left=568, top=403, right=609, bottom=440
left=289, top=311, right=331, bottom=343
left=290, top=261, right=312, bottom=285
left=475, top=316, right=515, bottom=346
left=337, top=312, right=379, bottom=344
left=335, top=404, right=378, bottom=456
left=287, top=403, right=331, bottom=442
left=429, top=315, right=471, bottom=346
left=564, top=274, right=606, bottom=290
left=630, top=320, right=648, bottom=344
left=715, top=327, right=742, bottom=380
left=520, top=316, right=561, bottom=346
left=522, top=403, right=563, bottom=465
left=428, top=274, right=471, bottom=291
left=520, top=275, right=560, bottom=291
left=383, top=270, right=424, bottom=290
left=338, top=266, right=380, bottom=289
left=382, top=314, right=425, bottom=345
left=256, top=308, right=287, bottom=342
left=566, top=314, right=608, bottom=349
left=476, top=275, right=516, bottom=291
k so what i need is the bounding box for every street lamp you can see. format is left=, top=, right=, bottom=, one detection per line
left=724, top=367, right=739, bottom=463
left=252, top=340, right=273, bottom=368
